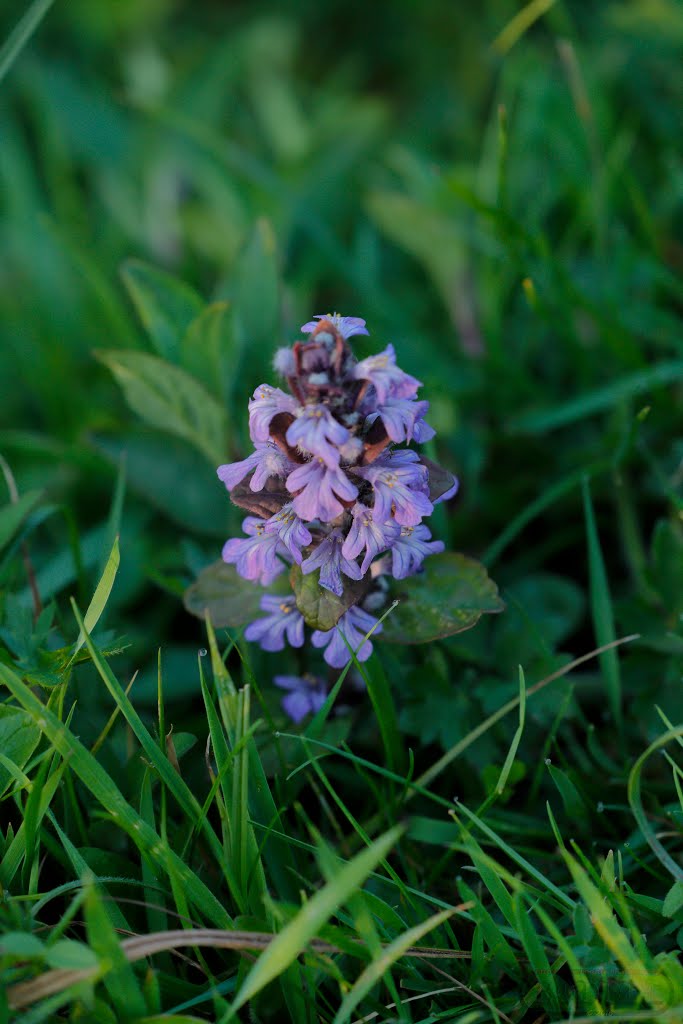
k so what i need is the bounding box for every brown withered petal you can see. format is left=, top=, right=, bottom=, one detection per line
left=361, top=418, right=391, bottom=465
left=268, top=411, right=304, bottom=462
left=230, top=473, right=291, bottom=519
left=420, top=457, right=459, bottom=503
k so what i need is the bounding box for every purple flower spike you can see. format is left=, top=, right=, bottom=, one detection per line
left=286, top=458, right=358, bottom=523
left=274, top=674, right=327, bottom=722
left=244, top=595, right=304, bottom=652
left=217, top=442, right=294, bottom=492
left=342, top=503, right=400, bottom=575
left=285, top=404, right=350, bottom=467
left=222, top=516, right=286, bottom=585
left=264, top=503, right=312, bottom=564
left=311, top=606, right=382, bottom=668
left=353, top=454, right=432, bottom=527
left=353, top=344, right=421, bottom=404
left=248, top=384, right=299, bottom=442
left=390, top=524, right=445, bottom=579
left=301, top=314, right=369, bottom=340
left=368, top=398, right=433, bottom=444
left=301, top=529, right=363, bottom=596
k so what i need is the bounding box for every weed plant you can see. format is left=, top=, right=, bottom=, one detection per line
left=1, top=1, right=683, bottom=1022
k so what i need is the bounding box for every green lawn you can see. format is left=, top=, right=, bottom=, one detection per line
left=1, top=1, right=683, bottom=1021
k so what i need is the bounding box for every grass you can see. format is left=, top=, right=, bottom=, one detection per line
left=2, top=0, right=683, bottom=1021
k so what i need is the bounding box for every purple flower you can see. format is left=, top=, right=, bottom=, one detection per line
left=301, top=314, right=369, bottom=340
left=285, top=405, right=350, bottom=467
left=244, top=595, right=305, bottom=652
left=412, top=416, right=436, bottom=444
left=301, top=528, right=363, bottom=596
left=367, top=398, right=433, bottom=444
left=217, top=442, right=295, bottom=492
left=342, top=503, right=400, bottom=575
left=311, top=607, right=382, bottom=668
left=263, top=503, right=312, bottom=564
left=390, top=524, right=445, bottom=579
left=353, top=344, right=421, bottom=404
left=286, top=458, right=358, bottom=523
left=222, top=517, right=286, bottom=585
left=274, top=674, right=327, bottom=723
left=353, top=453, right=432, bottom=527
left=248, top=384, right=299, bottom=443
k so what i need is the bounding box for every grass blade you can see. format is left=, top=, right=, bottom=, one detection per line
left=222, top=825, right=403, bottom=1021
left=0, top=0, right=55, bottom=86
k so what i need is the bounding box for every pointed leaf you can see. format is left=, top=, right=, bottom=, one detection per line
left=382, top=552, right=503, bottom=643
left=96, top=349, right=226, bottom=465
left=290, top=564, right=372, bottom=631
left=121, top=259, right=203, bottom=362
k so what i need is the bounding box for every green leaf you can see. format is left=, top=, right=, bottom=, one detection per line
left=650, top=518, right=683, bottom=615
left=0, top=489, right=42, bottom=552
left=44, top=939, right=99, bottom=971
left=290, top=564, right=372, bottom=632
left=0, top=706, right=41, bottom=799
left=184, top=561, right=289, bottom=628
left=366, top=190, right=466, bottom=321
left=70, top=536, right=119, bottom=662
left=0, top=931, right=45, bottom=958
left=662, top=880, right=683, bottom=918
left=92, top=430, right=226, bottom=537
left=179, top=301, right=235, bottom=402
left=382, top=552, right=504, bottom=644
left=96, top=349, right=227, bottom=465
left=84, top=882, right=146, bottom=1018
left=120, top=259, right=203, bottom=362
left=232, top=218, right=280, bottom=349
left=547, top=764, right=586, bottom=820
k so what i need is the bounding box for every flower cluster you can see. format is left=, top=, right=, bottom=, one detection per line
left=217, top=313, right=457, bottom=679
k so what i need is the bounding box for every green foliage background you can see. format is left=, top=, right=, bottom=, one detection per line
left=1, top=0, right=683, bottom=1021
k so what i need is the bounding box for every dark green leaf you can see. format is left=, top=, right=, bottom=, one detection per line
left=0, top=706, right=41, bottom=798
left=120, top=259, right=204, bottom=362
left=184, top=560, right=289, bottom=628
left=290, top=564, right=372, bottom=632
left=382, top=552, right=503, bottom=644
left=0, top=490, right=42, bottom=552
left=92, top=430, right=226, bottom=536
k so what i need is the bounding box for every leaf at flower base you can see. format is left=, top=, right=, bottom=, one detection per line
left=230, top=473, right=291, bottom=519
left=290, top=565, right=372, bottom=632
left=420, top=457, right=458, bottom=503
left=183, top=561, right=288, bottom=628
left=381, top=552, right=504, bottom=644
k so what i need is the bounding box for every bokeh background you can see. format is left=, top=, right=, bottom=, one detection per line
left=1, top=0, right=682, bottom=747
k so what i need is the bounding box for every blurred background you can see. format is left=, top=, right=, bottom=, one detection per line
left=1, top=0, right=682, bottom=752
